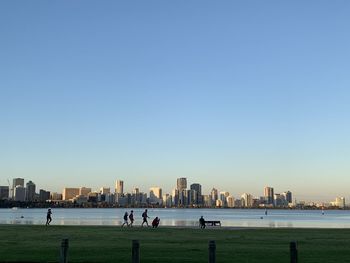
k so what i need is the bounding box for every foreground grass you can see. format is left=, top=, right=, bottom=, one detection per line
left=1, top=225, right=350, bottom=262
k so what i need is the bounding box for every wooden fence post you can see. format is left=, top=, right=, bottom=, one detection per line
left=60, top=238, right=69, bottom=263
left=208, top=240, right=216, bottom=263
left=132, top=240, right=140, bottom=263
left=290, top=241, right=298, bottom=263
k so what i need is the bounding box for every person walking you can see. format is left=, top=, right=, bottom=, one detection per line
left=199, top=216, right=205, bottom=229
left=129, top=210, right=134, bottom=227
left=141, top=209, right=150, bottom=227
left=121, top=211, right=129, bottom=227
left=46, top=208, right=52, bottom=226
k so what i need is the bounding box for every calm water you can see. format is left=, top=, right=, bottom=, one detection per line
left=1, top=208, right=350, bottom=228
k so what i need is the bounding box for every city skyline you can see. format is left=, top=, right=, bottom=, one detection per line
left=0, top=176, right=345, bottom=205
left=1, top=1, right=350, bottom=203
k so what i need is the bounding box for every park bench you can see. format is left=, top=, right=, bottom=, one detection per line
left=205, top=220, right=221, bottom=226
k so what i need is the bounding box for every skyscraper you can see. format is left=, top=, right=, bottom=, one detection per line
left=12, top=178, right=24, bottom=198
left=264, top=186, right=274, bottom=205
left=149, top=187, right=162, bottom=204
left=14, top=185, right=25, bottom=201
left=115, top=180, right=124, bottom=195
left=210, top=188, right=218, bottom=205
left=0, top=186, right=9, bottom=200
left=62, top=188, right=79, bottom=200
left=190, top=183, right=202, bottom=205
left=176, top=178, right=187, bottom=191
left=25, top=181, right=36, bottom=201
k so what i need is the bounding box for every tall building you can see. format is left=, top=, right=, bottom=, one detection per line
left=241, top=193, right=254, bottom=207
left=264, top=186, right=274, bottom=205
left=149, top=187, right=162, bottom=205
left=39, top=189, right=50, bottom=202
left=25, top=181, right=36, bottom=201
left=282, top=191, right=292, bottom=204
left=14, top=185, right=26, bottom=201
left=0, top=186, right=9, bottom=200
left=62, top=188, right=79, bottom=200
left=115, top=180, right=124, bottom=195
left=333, top=197, right=345, bottom=208
left=176, top=178, right=187, bottom=191
left=227, top=196, right=235, bottom=208
left=100, top=187, right=110, bottom=195
left=79, top=187, right=92, bottom=196
left=210, top=188, right=218, bottom=205
left=219, top=191, right=230, bottom=207
left=51, top=192, right=62, bottom=200
left=12, top=178, right=24, bottom=198
left=190, top=183, right=202, bottom=205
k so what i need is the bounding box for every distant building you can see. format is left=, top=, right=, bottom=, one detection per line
left=241, top=193, right=254, bottom=207
left=210, top=188, right=218, bottom=206
left=62, top=188, right=79, bottom=200
left=79, top=187, right=92, bottom=196
left=50, top=192, right=62, bottom=200
left=332, top=197, right=345, bottom=208
left=282, top=191, right=292, bottom=204
left=149, top=187, right=162, bottom=204
left=0, top=186, right=9, bottom=200
left=162, top=194, right=172, bottom=207
left=115, top=180, right=124, bottom=195
left=14, top=185, right=26, bottom=201
left=227, top=196, right=235, bottom=208
left=25, top=181, right=36, bottom=201
left=39, top=189, right=50, bottom=202
left=264, top=186, right=274, bottom=205
left=219, top=191, right=230, bottom=207
left=190, top=183, right=202, bottom=206
left=100, top=187, right=110, bottom=195
left=12, top=178, right=24, bottom=198
left=176, top=178, right=187, bottom=192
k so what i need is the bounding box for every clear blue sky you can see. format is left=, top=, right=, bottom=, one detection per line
left=1, top=1, right=350, bottom=202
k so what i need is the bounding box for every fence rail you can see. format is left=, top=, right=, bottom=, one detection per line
left=1, top=239, right=299, bottom=263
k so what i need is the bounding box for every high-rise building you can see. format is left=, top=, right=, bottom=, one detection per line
left=39, top=189, right=50, bottom=202
left=282, top=191, right=292, bottom=204
left=176, top=178, right=187, bottom=191
left=51, top=192, right=62, bottom=200
left=163, top=194, right=172, bottom=207
left=62, top=188, right=79, bottom=200
left=115, top=180, right=124, bottom=195
left=219, top=191, right=230, bottom=207
left=14, top=185, right=26, bottom=201
left=190, top=183, right=202, bottom=205
left=227, top=196, right=235, bottom=208
left=0, top=186, right=9, bottom=200
left=149, top=187, right=162, bottom=204
left=210, top=188, right=218, bottom=205
left=12, top=178, right=24, bottom=198
left=25, top=181, right=36, bottom=201
left=79, top=187, right=92, bottom=196
left=264, top=186, right=274, bottom=205
left=333, top=197, right=345, bottom=208
left=241, top=193, right=254, bottom=207
left=100, top=187, right=110, bottom=195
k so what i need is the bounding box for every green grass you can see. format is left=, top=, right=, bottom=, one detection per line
left=1, top=225, right=350, bottom=262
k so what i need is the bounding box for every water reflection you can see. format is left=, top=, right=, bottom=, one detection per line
left=1, top=208, right=350, bottom=228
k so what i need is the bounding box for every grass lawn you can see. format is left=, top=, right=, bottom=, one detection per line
left=1, top=225, right=350, bottom=262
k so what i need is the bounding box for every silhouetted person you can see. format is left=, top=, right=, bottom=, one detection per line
left=265, top=209, right=267, bottom=216
left=199, top=216, right=205, bottom=229
left=141, top=209, right=150, bottom=227
left=129, top=210, right=134, bottom=227
left=121, top=211, right=129, bottom=227
left=152, top=217, right=160, bottom=228
left=46, top=209, right=52, bottom=226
